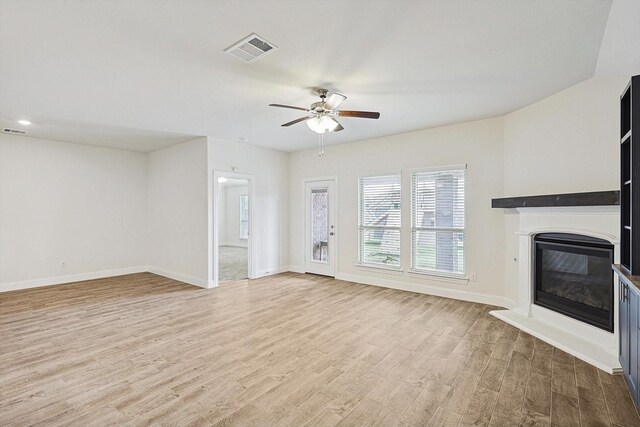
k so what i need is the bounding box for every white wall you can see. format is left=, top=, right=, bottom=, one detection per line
left=0, top=134, right=147, bottom=290
left=208, top=137, right=289, bottom=277
left=147, top=137, right=209, bottom=286
left=289, top=117, right=507, bottom=306
left=1, top=76, right=629, bottom=302
left=220, top=184, right=248, bottom=247
left=503, top=77, right=626, bottom=197
left=501, top=77, right=628, bottom=304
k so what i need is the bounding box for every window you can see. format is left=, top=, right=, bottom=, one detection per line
left=411, top=166, right=465, bottom=275
left=239, top=194, right=249, bottom=239
left=358, top=175, right=401, bottom=268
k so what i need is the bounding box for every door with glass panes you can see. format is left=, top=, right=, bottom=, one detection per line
left=304, top=180, right=336, bottom=276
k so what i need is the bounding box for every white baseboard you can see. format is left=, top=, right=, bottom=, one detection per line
left=0, top=266, right=148, bottom=293
left=335, top=272, right=510, bottom=308
left=255, top=266, right=291, bottom=278
left=0, top=265, right=212, bottom=293
left=146, top=266, right=209, bottom=288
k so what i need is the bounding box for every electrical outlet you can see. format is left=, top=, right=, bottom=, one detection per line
left=470, top=273, right=477, bottom=282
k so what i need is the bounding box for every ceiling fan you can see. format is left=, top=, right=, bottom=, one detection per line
left=269, top=88, right=380, bottom=135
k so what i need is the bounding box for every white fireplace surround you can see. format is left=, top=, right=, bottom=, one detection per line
left=491, top=205, right=621, bottom=374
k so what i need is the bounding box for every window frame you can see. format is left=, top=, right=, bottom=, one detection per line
left=409, top=164, right=467, bottom=279
left=357, top=173, right=403, bottom=270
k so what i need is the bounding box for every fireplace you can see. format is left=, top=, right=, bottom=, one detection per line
left=534, top=233, right=614, bottom=332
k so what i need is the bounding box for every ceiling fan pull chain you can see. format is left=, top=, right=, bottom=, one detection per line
left=318, top=132, right=325, bottom=157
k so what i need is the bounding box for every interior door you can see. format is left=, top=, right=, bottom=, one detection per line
left=305, top=180, right=336, bottom=276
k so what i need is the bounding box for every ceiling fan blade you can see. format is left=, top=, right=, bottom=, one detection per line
left=332, top=119, right=344, bottom=132
left=337, top=110, right=380, bottom=119
left=281, top=116, right=311, bottom=127
left=323, top=93, right=347, bottom=110
left=269, top=103, right=310, bottom=112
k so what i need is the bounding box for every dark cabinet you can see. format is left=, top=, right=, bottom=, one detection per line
left=616, top=74, right=640, bottom=408
left=618, top=272, right=640, bottom=407
left=621, top=75, right=640, bottom=273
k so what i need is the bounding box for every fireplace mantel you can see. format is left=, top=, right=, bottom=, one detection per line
left=491, top=204, right=621, bottom=373
left=491, top=190, right=619, bottom=209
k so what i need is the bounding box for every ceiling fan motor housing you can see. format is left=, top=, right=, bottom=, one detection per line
left=311, top=102, right=325, bottom=112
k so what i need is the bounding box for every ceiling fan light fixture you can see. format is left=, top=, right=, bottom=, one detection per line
left=323, top=116, right=339, bottom=132
left=306, top=115, right=339, bottom=134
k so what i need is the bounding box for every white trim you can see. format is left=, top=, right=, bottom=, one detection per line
left=408, top=268, right=469, bottom=284
left=357, top=170, right=403, bottom=180
left=409, top=163, right=467, bottom=173
left=255, top=266, right=291, bottom=278
left=147, top=266, right=211, bottom=288
left=355, top=263, right=404, bottom=274
left=491, top=309, right=621, bottom=375
left=303, top=176, right=339, bottom=277
left=0, top=266, right=148, bottom=293
left=212, top=170, right=256, bottom=287
left=336, top=272, right=509, bottom=308
left=515, top=206, right=620, bottom=216
left=302, top=175, right=339, bottom=184
left=515, top=227, right=619, bottom=245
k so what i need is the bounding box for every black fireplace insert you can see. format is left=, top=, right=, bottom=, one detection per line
left=533, top=233, right=614, bottom=332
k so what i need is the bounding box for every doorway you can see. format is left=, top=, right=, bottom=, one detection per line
left=305, top=179, right=337, bottom=277
left=214, top=172, right=253, bottom=284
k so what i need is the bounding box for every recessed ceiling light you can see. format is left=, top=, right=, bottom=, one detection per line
left=17, top=119, right=32, bottom=126
left=218, top=177, right=228, bottom=183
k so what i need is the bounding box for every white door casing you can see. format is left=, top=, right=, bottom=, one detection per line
left=305, top=179, right=336, bottom=277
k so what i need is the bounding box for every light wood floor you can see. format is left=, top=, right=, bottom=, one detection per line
left=1, top=273, right=639, bottom=427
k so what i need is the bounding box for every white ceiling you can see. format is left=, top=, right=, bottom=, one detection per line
left=0, top=0, right=631, bottom=153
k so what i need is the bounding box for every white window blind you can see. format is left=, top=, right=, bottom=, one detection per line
left=239, top=194, right=249, bottom=240
left=411, top=167, right=465, bottom=275
left=358, top=175, right=401, bottom=267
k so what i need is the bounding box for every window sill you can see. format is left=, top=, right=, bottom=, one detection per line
left=355, top=263, right=404, bottom=275
left=408, top=269, right=469, bottom=285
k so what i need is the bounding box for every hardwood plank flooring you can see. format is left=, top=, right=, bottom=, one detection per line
left=1, top=272, right=639, bottom=426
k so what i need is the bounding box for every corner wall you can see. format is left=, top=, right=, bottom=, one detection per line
left=147, top=137, right=210, bottom=286
left=0, top=134, right=148, bottom=291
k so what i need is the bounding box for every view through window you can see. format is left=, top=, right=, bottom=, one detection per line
left=358, top=175, right=401, bottom=267
left=411, top=167, right=465, bottom=275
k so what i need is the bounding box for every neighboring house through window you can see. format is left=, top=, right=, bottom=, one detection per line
left=411, top=165, right=465, bottom=275
left=358, top=174, right=401, bottom=268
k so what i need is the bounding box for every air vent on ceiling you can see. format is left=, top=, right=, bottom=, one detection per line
left=3, top=127, right=28, bottom=135
left=224, top=33, right=277, bottom=63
